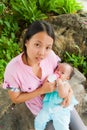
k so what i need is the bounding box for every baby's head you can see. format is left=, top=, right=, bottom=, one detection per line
left=55, top=62, right=74, bottom=81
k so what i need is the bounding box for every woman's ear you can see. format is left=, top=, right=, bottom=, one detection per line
left=25, top=43, right=27, bottom=47
left=25, top=40, right=28, bottom=47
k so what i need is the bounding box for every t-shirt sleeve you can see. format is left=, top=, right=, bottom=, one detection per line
left=3, top=63, right=21, bottom=91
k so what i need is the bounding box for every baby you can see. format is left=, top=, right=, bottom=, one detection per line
left=34, top=63, right=78, bottom=130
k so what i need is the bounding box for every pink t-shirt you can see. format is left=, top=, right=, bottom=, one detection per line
left=3, top=50, right=61, bottom=115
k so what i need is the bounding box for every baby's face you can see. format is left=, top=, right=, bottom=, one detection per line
left=55, top=63, right=70, bottom=81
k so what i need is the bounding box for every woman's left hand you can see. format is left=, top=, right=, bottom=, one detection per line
left=61, top=87, right=73, bottom=107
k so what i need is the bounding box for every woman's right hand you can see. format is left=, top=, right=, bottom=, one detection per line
left=40, top=79, right=56, bottom=94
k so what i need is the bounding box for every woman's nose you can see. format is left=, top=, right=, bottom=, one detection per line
left=39, top=48, right=45, bottom=56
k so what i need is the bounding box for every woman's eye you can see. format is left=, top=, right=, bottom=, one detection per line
left=46, top=46, right=52, bottom=50
left=35, top=43, right=40, bottom=47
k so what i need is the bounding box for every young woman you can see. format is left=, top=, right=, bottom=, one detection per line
left=3, top=20, right=86, bottom=130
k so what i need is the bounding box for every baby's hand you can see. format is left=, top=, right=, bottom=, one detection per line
left=61, top=87, right=73, bottom=107
left=56, top=78, right=63, bottom=87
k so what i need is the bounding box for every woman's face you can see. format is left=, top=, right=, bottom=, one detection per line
left=25, top=32, right=53, bottom=66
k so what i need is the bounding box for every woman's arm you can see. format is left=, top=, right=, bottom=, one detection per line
left=8, top=80, right=56, bottom=104
left=8, top=88, right=43, bottom=104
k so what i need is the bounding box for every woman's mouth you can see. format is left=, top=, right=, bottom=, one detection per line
left=36, top=57, right=43, bottom=62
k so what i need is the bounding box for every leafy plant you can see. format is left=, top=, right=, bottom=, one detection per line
left=0, top=14, right=20, bottom=37
left=63, top=0, right=83, bottom=14
left=0, top=1, right=20, bottom=37
left=38, top=0, right=64, bottom=14
left=0, top=35, right=21, bottom=82
left=0, top=2, right=6, bottom=15
left=10, top=0, right=47, bottom=23
left=63, top=46, right=87, bottom=77
left=38, top=0, right=83, bottom=14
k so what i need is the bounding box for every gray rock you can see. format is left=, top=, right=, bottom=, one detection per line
left=48, top=13, right=87, bottom=57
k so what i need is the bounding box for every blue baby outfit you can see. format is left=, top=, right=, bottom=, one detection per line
left=35, top=91, right=78, bottom=130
